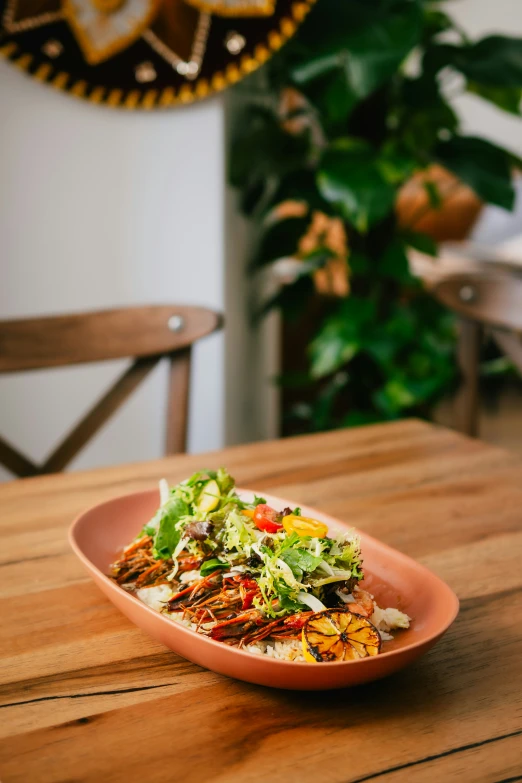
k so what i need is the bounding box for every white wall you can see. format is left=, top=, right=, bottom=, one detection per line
left=448, top=0, right=522, bottom=158
left=0, top=61, right=225, bottom=480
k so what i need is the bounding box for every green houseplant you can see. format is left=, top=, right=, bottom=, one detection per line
left=229, top=0, right=522, bottom=432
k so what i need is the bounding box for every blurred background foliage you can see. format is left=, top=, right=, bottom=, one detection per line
left=229, top=0, right=522, bottom=433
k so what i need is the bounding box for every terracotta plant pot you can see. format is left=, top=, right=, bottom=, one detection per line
left=396, top=164, right=483, bottom=242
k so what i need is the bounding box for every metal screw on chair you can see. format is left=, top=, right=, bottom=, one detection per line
left=168, top=315, right=184, bottom=333
left=459, top=285, right=477, bottom=303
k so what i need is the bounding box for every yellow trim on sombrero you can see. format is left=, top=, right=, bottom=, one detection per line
left=240, top=55, right=257, bottom=74
left=142, top=88, right=158, bottom=109
left=0, top=0, right=316, bottom=108
left=107, top=88, right=124, bottom=106
left=34, top=62, right=52, bottom=81
left=159, top=87, right=176, bottom=106
left=183, top=0, right=275, bottom=16
left=0, top=42, right=18, bottom=57
left=124, top=89, right=141, bottom=108
left=52, top=71, right=69, bottom=89
left=71, top=79, right=88, bottom=97
left=14, top=52, right=32, bottom=70
left=178, top=83, right=195, bottom=103
left=211, top=71, right=227, bottom=91
left=254, top=43, right=270, bottom=64
left=195, top=78, right=210, bottom=98
left=89, top=85, right=106, bottom=102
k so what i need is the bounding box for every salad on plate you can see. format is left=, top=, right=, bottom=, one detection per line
left=110, top=469, right=410, bottom=662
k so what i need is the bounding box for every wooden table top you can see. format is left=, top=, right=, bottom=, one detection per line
left=1, top=419, right=522, bottom=782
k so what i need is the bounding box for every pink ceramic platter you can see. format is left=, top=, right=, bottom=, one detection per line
left=69, top=488, right=459, bottom=691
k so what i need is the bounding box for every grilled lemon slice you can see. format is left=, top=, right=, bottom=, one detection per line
left=302, top=609, right=381, bottom=662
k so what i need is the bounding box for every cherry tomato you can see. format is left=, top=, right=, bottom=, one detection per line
left=253, top=504, right=283, bottom=533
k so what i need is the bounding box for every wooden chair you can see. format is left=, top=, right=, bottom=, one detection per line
left=431, top=261, right=522, bottom=437
left=0, top=305, right=222, bottom=477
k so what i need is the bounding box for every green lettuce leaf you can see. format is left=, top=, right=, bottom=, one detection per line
left=334, top=539, right=363, bottom=579
left=216, top=467, right=235, bottom=495
left=152, top=497, right=190, bottom=560
left=281, top=548, right=322, bottom=580
left=200, top=558, right=229, bottom=577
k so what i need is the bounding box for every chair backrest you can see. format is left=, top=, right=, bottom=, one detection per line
left=0, top=305, right=222, bottom=478
left=430, top=262, right=522, bottom=437
left=432, top=269, right=522, bottom=332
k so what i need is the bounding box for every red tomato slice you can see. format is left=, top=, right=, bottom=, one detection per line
left=253, top=504, right=282, bottom=533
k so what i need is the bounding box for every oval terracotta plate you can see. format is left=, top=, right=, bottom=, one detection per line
left=69, top=488, right=459, bottom=690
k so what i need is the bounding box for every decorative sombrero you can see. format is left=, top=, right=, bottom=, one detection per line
left=0, top=0, right=314, bottom=108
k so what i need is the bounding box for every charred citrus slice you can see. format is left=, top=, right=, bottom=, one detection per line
left=302, top=609, right=381, bottom=663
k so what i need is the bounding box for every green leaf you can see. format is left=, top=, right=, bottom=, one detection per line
left=294, top=0, right=422, bottom=99
left=257, top=274, right=315, bottom=322
left=436, top=136, right=515, bottom=210
left=376, top=145, right=417, bottom=186
left=394, top=76, right=459, bottom=154
left=309, top=298, right=376, bottom=379
left=373, top=379, right=416, bottom=417
left=228, top=104, right=311, bottom=214
left=152, top=497, right=190, bottom=560
left=444, top=36, right=522, bottom=87
left=200, top=559, right=228, bottom=577
left=348, top=251, right=372, bottom=276
left=309, top=333, right=358, bottom=380
left=318, top=144, right=395, bottom=232
left=422, top=8, right=456, bottom=40
left=343, top=411, right=383, bottom=428
left=216, top=467, right=235, bottom=496
left=303, top=68, right=358, bottom=129
left=292, top=52, right=343, bottom=85
left=467, top=82, right=522, bottom=116
left=267, top=170, right=329, bottom=214
left=423, top=180, right=443, bottom=209
left=378, top=239, right=417, bottom=284
left=364, top=334, right=398, bottom=367
left=402, top=230, right=438, bottom=257
left=250, top=215, right=309, bottom=269
left=280, top=548, right=322, bottom=580
left=311, top=371, right=349, bottom=431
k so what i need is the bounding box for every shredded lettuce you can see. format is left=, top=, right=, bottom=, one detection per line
left=221, top=509, right=257, bottom=553
left=143, top=472, right=364, bottom=619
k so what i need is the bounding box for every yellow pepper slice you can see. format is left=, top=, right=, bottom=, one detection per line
left=282, top=514, right=328, bottom=538
left=242, top=508, right=255, bottom=519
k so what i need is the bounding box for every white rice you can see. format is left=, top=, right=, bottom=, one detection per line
left=246, top=639, right=306, bottom=662
left=370, top=605, right=411, bottom=642
left=135, top=584, right=173, bottom=612
left=134, top=585, right=411, bottom=661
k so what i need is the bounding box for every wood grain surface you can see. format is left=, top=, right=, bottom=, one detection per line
left=1, top=419, right=521, bottom=783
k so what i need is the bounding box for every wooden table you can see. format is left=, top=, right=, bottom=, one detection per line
left=1, top=420, right=522, bottom=782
